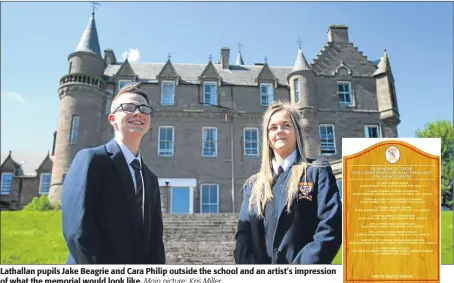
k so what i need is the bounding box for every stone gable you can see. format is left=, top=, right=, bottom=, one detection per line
left=157, top=60, right=179, bottom=79
left=116, top=59, right=135, bottom=77
left=311, top=43, right=377, bottom=77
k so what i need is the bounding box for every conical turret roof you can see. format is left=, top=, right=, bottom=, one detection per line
left=75, top=13, right=101, bottom=56
left=293, top=47, right=311, bottom=72
left=236, top=51, right=244, bottom=65
left=373, top=49, right=392, bottom=76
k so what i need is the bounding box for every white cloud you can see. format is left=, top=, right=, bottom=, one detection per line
left=121, top=48, right=140, bottom=62
left=1, top=91, right=26, bottom=104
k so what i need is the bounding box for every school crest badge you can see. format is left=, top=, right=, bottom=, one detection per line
left=298, top=181, right=313, bottom=201
left=385, top=145, right=400, bottom=164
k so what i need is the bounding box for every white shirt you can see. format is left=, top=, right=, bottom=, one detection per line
left=272, top=150, right=297, bottom=175
left=115, top=138, right=145, bottom=222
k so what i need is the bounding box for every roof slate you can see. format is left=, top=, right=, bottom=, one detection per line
left=75, top=13, right=101, bottom=56
left=0, top=151, right=53, bottom=177
left=105, top=63, right=294, bottom=86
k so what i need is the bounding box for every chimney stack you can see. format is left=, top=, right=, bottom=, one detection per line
left=327, top=25, right=349, bottom=43
left=104, top=48, right=117, bottom=65
left=221, top=47, right=230, bottom=69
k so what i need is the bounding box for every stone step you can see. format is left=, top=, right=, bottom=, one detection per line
left=163, top=221, right=237, bottom=224
left=161, top=214, right=239, bottom=264
left=164, top=225, right=237, bottom=233
left=163, top=219, right=238, bottom=223
left=164, top=223, right=237, bottom=227
left=163, top=217, right=239, bottom=220
left=163, top=233, right=235, bottom=242
left=165, top=242, right=235, bottom=249
left=167, top=252, right=234, bottom=260
left=167, top=259, right=235, bottom=264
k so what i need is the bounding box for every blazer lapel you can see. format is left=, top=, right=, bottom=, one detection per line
left=105, top=139, right=139, bottom=233
left=141, top=162, right=153, bottom=253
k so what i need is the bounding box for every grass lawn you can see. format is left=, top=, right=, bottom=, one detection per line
left=1, top=211, right=452, bottom=264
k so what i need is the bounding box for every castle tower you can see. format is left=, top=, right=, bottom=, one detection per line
left=287, top=45, right=319, bottom=159
left=373, top=50, right=400, bottom=137
left=49, top=12, right=106, bottom=203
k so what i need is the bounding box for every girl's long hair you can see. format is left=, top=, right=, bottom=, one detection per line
left=247, top=101, right=307, bottom=217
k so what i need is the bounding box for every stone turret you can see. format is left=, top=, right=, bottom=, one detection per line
left=373, top=50, right=400, bottom=137
left=49, top=12, right=107, bottom=204
left=287, top=46, right=319, bottom=159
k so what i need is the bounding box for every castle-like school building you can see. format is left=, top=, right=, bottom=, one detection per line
left=1, top=12, right=400, bottom=212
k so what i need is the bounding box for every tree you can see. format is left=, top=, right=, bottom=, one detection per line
left=416, top=120, right=453, bottom=209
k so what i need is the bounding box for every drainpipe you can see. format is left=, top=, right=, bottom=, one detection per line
left=230, top=87, right=235, bottom=213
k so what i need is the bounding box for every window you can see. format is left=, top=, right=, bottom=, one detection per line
left=204, top=82, right=217, bottom=105
left=336, top=179, right=342, bottom=201
left=260, top=83, right=274, bottom=106
left=294, top=79, right=300, bottom=102
left=337, top=81, right=352, bottom=106
left=244, top=128, right=259, bottom=157
left=202, top=127, right=217, bottom=157
left=161, top=81, right=175, bottom=105
left=69, top=62, right=72, bottom=73
left=158, top=126, right=174, bottom=156
left=39, top=173, right=51, bottom=195
left=200, top=184, right=219, bottom=213
left=319, top=124, right=336, bottom=155
left=365, top=125, right=380, bottom=138
left=118, top=80, right=132, bottom=92
left=69, top=116, right=80, bottom=144
left=1, top=173, right=13, bottom=195
left=105, top=90, right=113, bottom=114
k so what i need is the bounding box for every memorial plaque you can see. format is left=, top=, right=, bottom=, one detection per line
left=343, top=139, right=440, bottom=283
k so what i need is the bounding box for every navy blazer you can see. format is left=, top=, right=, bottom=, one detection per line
left=62, top=139, right=165, bottom=264
left=234, top=158, right=342, bottom=264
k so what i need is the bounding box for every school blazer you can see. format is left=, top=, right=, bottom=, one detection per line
left=234, top=158, right=342, bottom=264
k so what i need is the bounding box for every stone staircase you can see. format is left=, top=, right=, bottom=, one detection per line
left=163, top=213, right=239, bottom=264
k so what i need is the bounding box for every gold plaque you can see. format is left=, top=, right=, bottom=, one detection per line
left=343, top=140, right=440, bottom=283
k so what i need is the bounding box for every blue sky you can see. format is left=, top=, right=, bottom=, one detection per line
left=1, top=2, right=453, bottom=153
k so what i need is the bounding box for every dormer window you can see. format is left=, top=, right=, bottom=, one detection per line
left=39, top=173, right=51, bottom=195
left=161, top=81, right=175, bottom=105
left=204, top=82, right=217, bottom=105
left=1, top=173, right=13, bottom=195
left=118, top=80, right=132, bottom=93
left=260, top=83, right=274, bottom=106
left=337, top=81, right=352, bottom=106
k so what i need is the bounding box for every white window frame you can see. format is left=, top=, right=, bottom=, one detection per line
left=319, top=124, right=336, bottom=155
left=243, top=128, right=259, bottom=157
left=294, top=78, right=301, bottom=103
left=337, top=81, right=353, bottom=106
left=158, top=126, right=174, bottom=157
left=203, top=82, right=217, bottom=105
left=69, top=116, right=80, bottom=144
left=1, top=173, right=13, bottom=195
left=118, top=80, right=132, bottom=93
left=200, top=184, right=219, bottom=213
left=161, top=80, right=175, bottom=105
left=39, top=173, right=51, bottom=195
left=260, top=83, right=274, bottom=106
left=364, top=125, right=381, bottom=138
left=202, top=127, right=217, bottom=157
